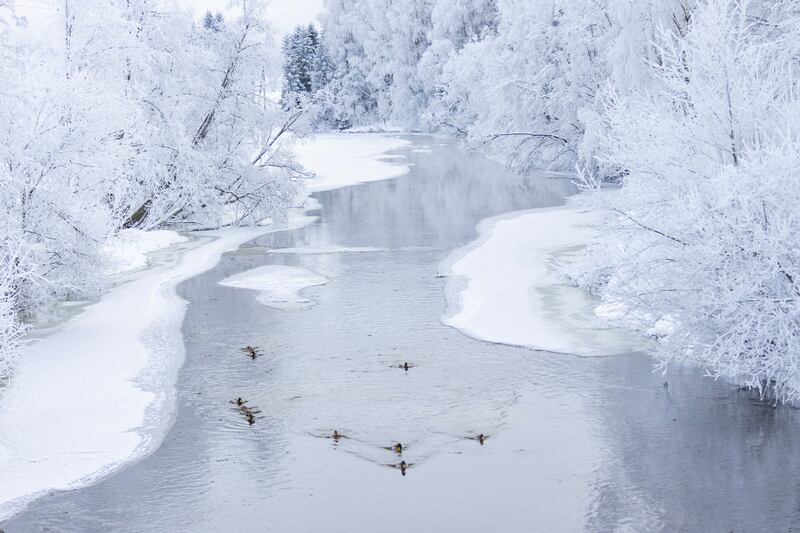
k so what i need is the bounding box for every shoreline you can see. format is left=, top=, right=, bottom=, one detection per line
left=438, top=198, right=652, bottom=357
left=0, top=132, right=412, bottom=522
left=0, top=218, right=317, bottom=522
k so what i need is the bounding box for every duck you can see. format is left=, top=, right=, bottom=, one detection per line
left=399, top=460, right=408, bottom=476
left=478, top=433, right=487, bottom=445
left=393, top=442, right=403, bottom=454
left=242, top=346, right=260, bottom=360
left=332, top=430, right=342, bottom=441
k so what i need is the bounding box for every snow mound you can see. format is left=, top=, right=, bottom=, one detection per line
left=219, top=265, right=329, bottom=310
left=440, top=203, right=651, bottom=356
left=343, top=124, right=407, bottom=133
left=103, top=229, right=188, bottom=275
left=294, top=133, right=411, bottom=192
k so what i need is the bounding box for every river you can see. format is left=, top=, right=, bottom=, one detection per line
left=4, top=136, right=800, bottom=532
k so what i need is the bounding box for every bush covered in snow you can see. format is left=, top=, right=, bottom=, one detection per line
left=577, top=0, right=800, bottom=401
left=0, top=0, right=305, bottom=376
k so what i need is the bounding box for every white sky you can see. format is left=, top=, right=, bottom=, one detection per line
left=13, top=0, right=325, bottom=36
left=179, top=0, right=324, bottom=35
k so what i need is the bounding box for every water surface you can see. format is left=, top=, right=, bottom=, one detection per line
left=4, top=137, right=800, bottom=532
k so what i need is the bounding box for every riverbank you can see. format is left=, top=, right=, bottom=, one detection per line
left=0, top=218, right=317, bottom=521
left=0, top=133, right=413, bottom=522
left=439, top=198, right=651, bottom=356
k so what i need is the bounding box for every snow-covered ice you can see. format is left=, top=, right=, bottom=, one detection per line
left=440, top=201, right=651, bottom=356
left=102, top=229, right=188, bottom=275
left=0, top=216, right=316, bottom=521
left=219, top=265, right=329, bottom=310
left=293, top=133, right=411, bottom=192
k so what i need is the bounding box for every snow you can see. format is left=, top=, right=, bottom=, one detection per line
left=440, top=201, right=650, bottom=357
left=102, top=229, right=188, bottom=275
left=293, top=133, right=412, bottom=192
left=0, top=215, right=317, bottom=522
left=344, top=124, right=408, bottom=133
left=219, top=265, right=329, bottom=310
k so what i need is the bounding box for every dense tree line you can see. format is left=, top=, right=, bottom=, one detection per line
left=292, top=0, right=800, bottom=401
left=0, top=0, right=306, bottom=379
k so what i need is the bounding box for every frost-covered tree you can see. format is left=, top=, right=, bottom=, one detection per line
left=0, top=0, right=304, bottom=375
left=110, top=0, right=302, bottom=229
left=283, top=25, right=314, bottom=95
left=317, top=0, right=379, bottom=127
left=203, top=10, right=224, bottom=32
left=282, top=24, right=332, bottom=102
left=435, top=0, right=698, bottom=173
left=418, top=0, right=499, bottom=126
left=576, top=0, right=800, bottom=401
left=320, top=0, right=435, bottom=128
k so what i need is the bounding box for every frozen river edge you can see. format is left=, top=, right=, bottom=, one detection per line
left=439, top=200, right=651, bottom=356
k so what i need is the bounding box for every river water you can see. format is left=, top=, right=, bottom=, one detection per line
left=4, top=137, right=800, bottom=532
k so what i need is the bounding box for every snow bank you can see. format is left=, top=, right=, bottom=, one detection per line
left=440, top=202, right=650, bottom=356
left=219, top=265, right=328, bottom=310
left=0, top=216, right=316, bottom=521
left=293, top=133, right=411, bottom=192
left=102, top=229, right=188, bottom=275
left=344, top=124, right=407, bottom=133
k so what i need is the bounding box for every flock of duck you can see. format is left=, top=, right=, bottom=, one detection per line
left=230, top=396, right=262, bottom=426
left=229, top=346, right=265, bottom=425
left=231, top=349, right=489, bottom=477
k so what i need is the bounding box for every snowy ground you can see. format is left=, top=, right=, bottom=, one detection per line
left=102, top=229, right=188, bottom=275
left=293, top=133, right=412, bottom=192
left=440, top=200, right=651, bottom=356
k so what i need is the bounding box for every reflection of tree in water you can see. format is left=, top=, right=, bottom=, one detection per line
left=307, top=136, right=575, bottom=251
left=584, top=355, right=800, bottom=531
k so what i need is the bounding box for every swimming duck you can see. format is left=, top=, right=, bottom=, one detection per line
left=332, top=430, right=342, bottom=441
left=242, top=346, right=260, bottom=360
left=393, top=442, right=403, bottom=454
left=478, top=433, right=487, bottom=445
left=399, top=460, right=408, bottom=476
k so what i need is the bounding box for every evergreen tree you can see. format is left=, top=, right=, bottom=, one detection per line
left=281, top=23, right=333, bottom=110
left=202, top=11, right=224, bottom=32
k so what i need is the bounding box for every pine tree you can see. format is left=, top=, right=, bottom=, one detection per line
left=202, top=11, right=224, bottom=32
left=281, top=24, right=333, bottom=108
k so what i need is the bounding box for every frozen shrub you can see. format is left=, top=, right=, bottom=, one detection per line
left=578, top=0, right=800, bottom=401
